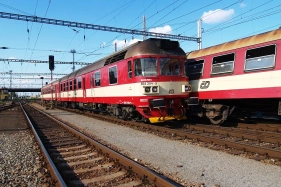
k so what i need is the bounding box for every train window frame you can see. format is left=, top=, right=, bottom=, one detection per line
left=69, top=80, right=73, bottom=91
left=94, top=71, right=101, bottom=87
left=66, top=81, right=68, bottom=91
left=244, top=44, right=276, bottom=72
left=91, top=73, right=95, bottom=87
left=64, top=82, right=66, bottom=91
left=60, top=83, right=63, bottom=92
left=185, top=59, right=205, bottom=79
left=211, top=53, right=235, bottom=75
left=160, top=58, right=181, bottom=76
left=109, top=65, right=118, bottom=85
left=128, top=61, right=132, bottom=78
left=77, top=77, right=82, bottom=89
left=134, top=58, right=157, bottom=77
left=74, top=79, right=77, bottom=90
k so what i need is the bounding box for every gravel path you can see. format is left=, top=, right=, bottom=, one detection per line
left=0, top=107, right=55, bottom=187
left=34, top=103, right=281, bottom=187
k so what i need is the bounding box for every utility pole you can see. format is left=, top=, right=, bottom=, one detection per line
left=197, top=18, right=202, bottom=49
left=40, top=76, right=44, bottom=106
left=70, top=49, right=76, bottom=72
left=9, top=70, right=12, bottom=88
left=143, top=15, right=146, bottom=41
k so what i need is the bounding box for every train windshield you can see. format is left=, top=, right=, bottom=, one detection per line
left=134, top=58, right=157, bottom=76
left=160, top=58, right=180, bottom=75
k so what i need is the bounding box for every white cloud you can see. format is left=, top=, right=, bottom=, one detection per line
left=201, top=9, right=234, bottom=24
left=8, top=57, right=16, bottom=59
left=240, top=3, right=246, bottom=8
left=112, top=38, right=141, bottom=49
left=149, top=25, right=172, bottom=34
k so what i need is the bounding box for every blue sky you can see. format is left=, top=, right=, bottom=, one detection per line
left=0, top=0, right=281, bottom=93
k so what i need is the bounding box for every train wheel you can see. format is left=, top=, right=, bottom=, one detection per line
left=209, top=106, right=230, bottom=125
left=209, top=116, right=225, bottom=125
left=122, top=110, right=128, bottom=120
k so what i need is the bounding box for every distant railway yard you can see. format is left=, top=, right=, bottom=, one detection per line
left=1, top=102, right=281, bottom=187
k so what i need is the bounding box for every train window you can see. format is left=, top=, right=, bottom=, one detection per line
left=185, top=59, right=204, bottom=79
left=78, top=77, right=82, bottom=89
left=160, top=58, right=180, bottom=76
left=134, top=58, right=157, bottom=76
left=95, top=71, right=101, bottom=87
left=60, top=83, right=63, bottom=91
left=245, top=45, right=276, bottom=71
left=109, top=66, right=118, bottom=84
left=74, top=79, right=77, bottom=90
left=64, top=83, right=66, bottom=91
left=211, top=53, right=234, bottom=75
left=70, top=81, right=73, bottom=91
left=78, top=78, right=82, bottom=89
left=128, top=61, right=132, bottom=78
left=91, top=73, right=95, bottom=87
left=66, top=82, right=68, bottom=91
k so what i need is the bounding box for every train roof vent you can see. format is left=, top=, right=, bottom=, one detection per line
left=154, top=39, right=179, bottom=50
left=104, top=50, right=127, bottom=66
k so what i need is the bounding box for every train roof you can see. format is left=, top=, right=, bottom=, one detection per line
left=58, top=38, right=185, bottom=82
left=187, top=28, right=281, bottom=59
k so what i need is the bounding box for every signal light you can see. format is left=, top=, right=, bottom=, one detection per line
left=49, top=55, right=54, bottom=70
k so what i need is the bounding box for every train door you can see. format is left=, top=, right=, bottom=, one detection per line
left=91, top=73, right=95, bottom=97
left=57, top=81, right=61, bottom=101
left=55, top=84, right=58, bottom=100
left=83, top=77, right=86, bottom=99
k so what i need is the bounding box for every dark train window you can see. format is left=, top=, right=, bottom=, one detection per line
left=64, top=83, right=66, bottom=91
left=95, top=71, right=101, bottom=87
left=245, top=44, right=276, bottom=71
left=109, top=66, right=117, bottom=84
left=60, top=83, right=63, bottom=91
left=211, top=53, right=234, bottom=75
left=66, top=82, right=68, bottom=91
left=74, top=79, right=77, bottom=90
left=70, top=80, right=73, bottom=91
left=128, top=61, right=132, bottom=78
left=77, top=77, right=82, bottom=89
left=185, top=59, right=204, bottom=79
left=91, top=73, right=95, bottom=87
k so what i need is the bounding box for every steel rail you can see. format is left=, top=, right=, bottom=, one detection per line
left=188, top=125, right=281, bottom=144
left=30, top=104, right=183, bottom=187
left=20, top=103, right=67, bottom=187
left=56, top=106, right=281, bottom=159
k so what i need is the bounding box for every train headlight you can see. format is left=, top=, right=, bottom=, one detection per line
left=145, top=87, right=151, bottom=93
left=182, top=85, right=192, bottom=92
left=152, top=86, right=158, bottom=92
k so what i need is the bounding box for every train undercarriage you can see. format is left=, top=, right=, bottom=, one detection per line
left=188, top=98, right=281, bottom=125
left=48, top=99, right=188, bottom=123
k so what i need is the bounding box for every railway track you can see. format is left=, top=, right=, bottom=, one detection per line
left=0, top=102, right=18, bottom=112
left=22, top=103, right=183, bottom=187
left=52, top=105, right=281, bottom=164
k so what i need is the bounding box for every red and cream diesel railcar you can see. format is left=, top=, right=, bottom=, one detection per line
left=42, top=38, right=192, bottom=123
left=185, top=28, right=281, bottom=125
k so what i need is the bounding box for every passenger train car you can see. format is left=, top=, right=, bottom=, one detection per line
left=186, top=28, right=281, bottom=125
left=42, top=38, right=192, bottom=123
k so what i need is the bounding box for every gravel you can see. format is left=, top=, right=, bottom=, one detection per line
left=0, top=131, right=55, bottom=187
left=34, top=103, right=281, bottom=187
left=0, top=107, right=55, bottom=187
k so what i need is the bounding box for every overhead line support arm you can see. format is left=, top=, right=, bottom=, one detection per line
left=0, top=12, right=200, bottom=42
